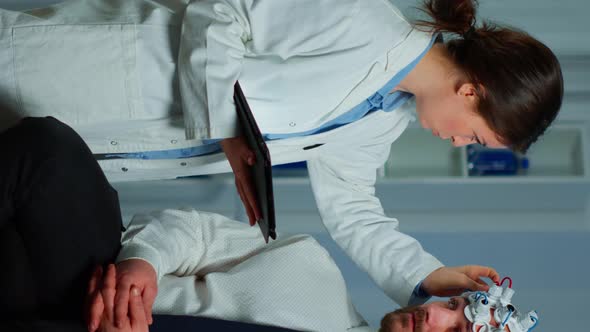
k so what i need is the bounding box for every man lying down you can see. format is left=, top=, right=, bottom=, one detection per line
left=1, top=117, right=537, bottom=332
left=90, top=209, right=539, bottom=332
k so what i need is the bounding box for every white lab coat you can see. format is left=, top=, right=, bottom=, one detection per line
left=0, top=0, right=444, bottom=306
left=118, top=208, right=372, bottom=331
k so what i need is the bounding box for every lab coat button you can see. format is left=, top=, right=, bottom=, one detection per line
left=289, top=122, right=296, bottom=127
left=121, top=167, right=128, bottom=172
left=110, top=141, right=118, bottom=145
left=171, top=139, right=178, bottom=144
left=180, top=162, right=187, bottom=166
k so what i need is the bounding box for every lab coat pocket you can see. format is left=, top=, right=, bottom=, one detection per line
left=12, top=24, right=141, bottom=126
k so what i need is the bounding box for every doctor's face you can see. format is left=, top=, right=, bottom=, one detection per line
left=379, top=297, right=510, bottom=332
left=414, top=83, right=506, bottom=149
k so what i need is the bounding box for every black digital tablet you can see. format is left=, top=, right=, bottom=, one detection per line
left=233, top=81, right=276, bottom=243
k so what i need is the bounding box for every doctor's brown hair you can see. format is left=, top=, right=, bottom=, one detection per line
left=414, top=0, right=563, bottom=153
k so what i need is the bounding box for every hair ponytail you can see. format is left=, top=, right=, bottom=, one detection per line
left=412, top=0, right=563, bottom=153
left=415, top=0, right=477, bottom=37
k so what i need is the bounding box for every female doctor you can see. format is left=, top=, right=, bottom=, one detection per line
left=0, top=0, right=562, bottom=308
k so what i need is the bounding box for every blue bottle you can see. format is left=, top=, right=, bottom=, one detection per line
left=467, top=145, right=529, bottom=176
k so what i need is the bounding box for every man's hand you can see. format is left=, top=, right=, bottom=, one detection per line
left=101, top=285, right=148, bottom=332
left=220, top=136, right=261, bottom=225
left=112, top=260, right=158, bottom=328
left=422, top=265, right=501, bottom=297
left=86, top=260, right=157, bottom=332
left=86, top=264, right=148, bottom=332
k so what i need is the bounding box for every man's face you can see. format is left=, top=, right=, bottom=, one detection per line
left=380, top=297, right=510, bottom=332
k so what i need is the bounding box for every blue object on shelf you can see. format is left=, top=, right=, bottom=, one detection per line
left=467, top=145, right=529, bottom=176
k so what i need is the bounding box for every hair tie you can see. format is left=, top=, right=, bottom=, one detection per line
left=463, top=25, right=476, bottom=40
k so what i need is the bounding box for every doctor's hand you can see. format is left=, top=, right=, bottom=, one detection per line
left=86, top=260, right=157, bottom=332
left=221, top=136, right=261, bottom=226
left=422, top=265, right=501, bottom=298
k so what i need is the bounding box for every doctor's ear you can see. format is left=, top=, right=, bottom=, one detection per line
left=457, top=83, right=482, bottom=104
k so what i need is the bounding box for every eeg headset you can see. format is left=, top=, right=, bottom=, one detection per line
left=463, top=277, right=538, bottom=332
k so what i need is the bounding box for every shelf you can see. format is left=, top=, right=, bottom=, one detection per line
left=381, top=129, right=466, bottom=178
left=523, top=125, right=586, bottom=177
left=380, top=123, right=588, bottom=180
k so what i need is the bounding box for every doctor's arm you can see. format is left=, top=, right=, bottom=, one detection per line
left=178, top=0, right=250, bottom=140
left=179, top=0, right=344, bottom=139
left=179, top=0, right=263, bottom=224
left=306, top=141, right=497, bottom=305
